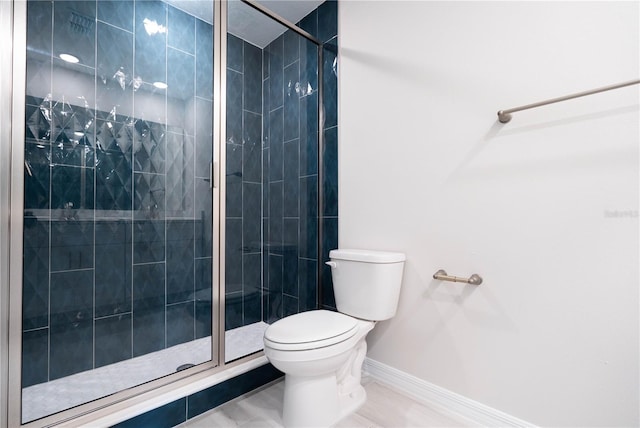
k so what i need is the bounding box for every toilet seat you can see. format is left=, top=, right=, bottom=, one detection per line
left=264, top=310, right=359, bottom=351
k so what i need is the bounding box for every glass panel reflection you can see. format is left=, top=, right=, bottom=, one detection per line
left=21, top=0, right=214, bottom=422
left=224, top=1, right=320, bottom=363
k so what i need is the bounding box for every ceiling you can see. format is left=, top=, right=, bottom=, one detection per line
left=164, top=0, right=324, bottom=48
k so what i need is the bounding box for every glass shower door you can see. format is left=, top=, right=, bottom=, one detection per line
left=20, top=0, right=216, bottom=422
left=223, top=0, right=320, bottom=363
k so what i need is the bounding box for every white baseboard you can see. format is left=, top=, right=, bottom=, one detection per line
left=362, top=358, right=536, bottom=428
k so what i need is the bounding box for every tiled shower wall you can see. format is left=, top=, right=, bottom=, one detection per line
left=224, top=34, right=263, bottom=330
left=21, top=0, right=338, bottom=389
left=224, top=0, right=338, bottom=329
left=22, top=0, right=214, bottom=387
left=316, top=0, right=339, bottom=311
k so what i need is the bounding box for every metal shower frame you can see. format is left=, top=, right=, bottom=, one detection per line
left=0, top=0, right=328, bottom=426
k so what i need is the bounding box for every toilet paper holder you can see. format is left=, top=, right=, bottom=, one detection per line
left=433, top=269, right=483, bottom=285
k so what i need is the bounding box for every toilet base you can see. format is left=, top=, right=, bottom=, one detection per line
left=278, top=337, right=370, bottom=427
left=282, top=373, right=367, bottom=428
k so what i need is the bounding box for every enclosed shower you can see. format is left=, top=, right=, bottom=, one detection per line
left=4, top=0, right=339, bottom=425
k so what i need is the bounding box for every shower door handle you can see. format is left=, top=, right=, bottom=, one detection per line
left=210, top=161, right=219, bottom=189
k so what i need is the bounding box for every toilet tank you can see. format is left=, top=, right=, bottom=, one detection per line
left=328, top=249, right=406, bottom=321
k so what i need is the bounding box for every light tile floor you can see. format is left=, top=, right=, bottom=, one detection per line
left=180, top=376, right=476, bottom=428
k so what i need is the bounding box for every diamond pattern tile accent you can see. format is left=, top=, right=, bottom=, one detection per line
left=26, top=102, right=52, bottom=142
left=51, top=100, right=95, bottom=167
left=96, top=21, right=133, bottom=87
left=26, top=59, right=52, bottom=107
left=97, top=0, right=134, bottom=32
left=51, top=165, right=94, bottom=211
left=167, top=48, right=195, bottom=101
left=167, top=5, right=195, bottom=54
left=133, top=220, right=165, bottom=264
left=95, top=314, right=132, bottom=367
left=50, top=220, right=94, bottom=272
left=167, top=220, right=195, bottom=304
left=133, top=172, right=165, bottom=220
left=195, top=19, right=213, bottom=100
left=50, top=269, right=94, bottom=326
left=132, top=261, right=166, bottom=356
left=166, top=302, right=195, bottom=347
left=24, top=143, right=51, bottom=210
left=166, top=132, right=194, bottom=217
left=27, top=0, right=52, bottom=55
left=96, top=150, right=132, bottom=211
left=134, top=120, right=165, bottom=174
left=97, top=119, right=133, bottom=155
left=95, top=219, right=132, bottom=316
left=95, top=261, right=132, bottom=316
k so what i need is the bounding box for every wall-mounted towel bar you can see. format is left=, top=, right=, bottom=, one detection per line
left=433, top=269, right=483, bottom=285
left=497, top=79, right=640, bottom=123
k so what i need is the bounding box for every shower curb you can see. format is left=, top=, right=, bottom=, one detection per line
left=58, top=356, right=275, bottom=427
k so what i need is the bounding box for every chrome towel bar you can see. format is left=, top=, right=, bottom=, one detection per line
left=497, top=79, right=640, bottom=123
left=433, top=269, right=483, bottom=285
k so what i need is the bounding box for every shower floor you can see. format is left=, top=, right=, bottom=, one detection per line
left=22, top=321, right=269, bottom=423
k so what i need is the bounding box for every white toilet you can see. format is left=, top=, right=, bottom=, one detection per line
left=263, top=249, right=406, bottom=427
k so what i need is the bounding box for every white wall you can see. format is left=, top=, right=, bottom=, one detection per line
left=338, top=1, right=639, bottom=426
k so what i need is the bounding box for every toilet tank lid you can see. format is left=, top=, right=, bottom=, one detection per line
left=329, top=249, right=406, bottom=263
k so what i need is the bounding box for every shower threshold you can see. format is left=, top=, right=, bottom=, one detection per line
left=22, top=321, right=269, bottom=423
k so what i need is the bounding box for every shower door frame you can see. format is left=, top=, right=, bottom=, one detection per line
left=3, top=1, right=229, bottom=426
left=1, top=0, right=327, bottom=426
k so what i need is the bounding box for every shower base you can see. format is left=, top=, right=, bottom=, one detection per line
left=22, top=321, right=269, bottom=423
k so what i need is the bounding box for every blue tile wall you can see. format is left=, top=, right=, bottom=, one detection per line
left=166, top=302, right=195, bottom=347
left=22, top=0, right=214, bottom=392
left=95, top=313, right=132, bottom=368
left=166, top=220, right=195, bottom=304
left=22, top=328, right=48, bottom=387
left=49, top=320, right=93, bottom=380
left=95, top=220, right=132, bottom=317
left=187, top=363, right=282, bottom=419
left=224, top=34, right=266, bottom=331
left=260, top=0, right=339, bottom=321
left=22, top=218, right=49, bottom=330
left=113, top=398, right=188, bottom=428
left=167, top=6, right=194, bottom=54
left=196, top=19, right=214, bottom=100
left=21, top=0, right=337, bottom=420
left=194, top=257, right=213, bottom=339
left=97, top=1, right=133, bottom=32
left=265, top=28, right=304, bottom=322
left=316, top=1, right=339, bottom=310
left=134, top=1, right=166, bottom=85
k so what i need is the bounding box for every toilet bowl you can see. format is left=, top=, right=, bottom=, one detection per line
left=264, top=310, right=374, bottom=427
left=263, top=249, right=406, bottom=427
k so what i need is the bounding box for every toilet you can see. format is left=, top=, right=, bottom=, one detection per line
left=263, top=249, right=406, bottom=427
